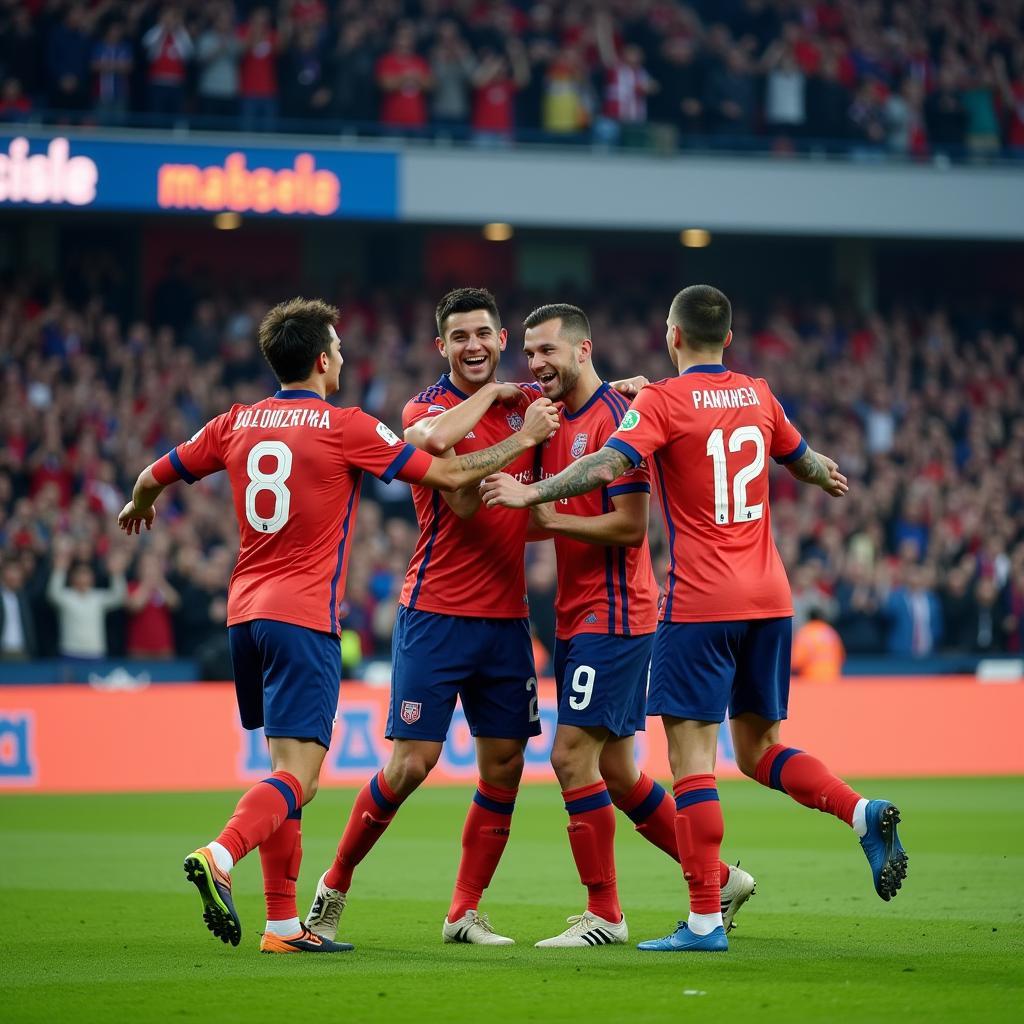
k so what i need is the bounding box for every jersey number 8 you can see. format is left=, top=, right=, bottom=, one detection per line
left=245, top=440, right=293, bottom=533
left=706, top=426, right=765, bottom=525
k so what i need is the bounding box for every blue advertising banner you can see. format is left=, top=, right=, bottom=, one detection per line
left=0, top=133, right=398, bottom=219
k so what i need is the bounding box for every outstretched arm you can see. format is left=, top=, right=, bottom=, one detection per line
left=481, top=447, right=633, bottom=509
left=785, top=447, right=848, bottom=497
left=117, top=465, right=166, bottom=534
left=404, top=381, right=521, bottom=455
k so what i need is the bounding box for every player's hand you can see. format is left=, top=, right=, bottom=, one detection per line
left=480, top=473, right=535, bottom=509
left=117, top=501, right=156, bottom=535
left=520, top=398, right=560, bottom=446
left=819, top=455, right=848, bottom=498
left=491, top=381, right=525, bottom=405
left=610, top=375, right=648, bottom=397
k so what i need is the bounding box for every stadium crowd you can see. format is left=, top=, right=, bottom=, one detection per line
left=1, top=265, right=1023, bottom=674
left=2, top=0, right=1024, bottom=156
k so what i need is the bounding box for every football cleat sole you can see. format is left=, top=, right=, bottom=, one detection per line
left=183, top=850, right=241, bottom=947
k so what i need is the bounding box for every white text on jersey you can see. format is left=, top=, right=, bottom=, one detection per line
left=232, top=407, right=331, bottom=431
left=692, top=387, right=760, bottom=410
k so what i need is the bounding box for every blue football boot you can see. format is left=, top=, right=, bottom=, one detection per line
left=859, top=800, right=908, bottom=901
left=637, top=923, right=729, bottom=952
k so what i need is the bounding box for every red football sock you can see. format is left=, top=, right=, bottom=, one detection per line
left=673, top=775, right=724, bottom=915
left=324, top=770, right=401, bottom=892
left=615, top=772, right=729, bottom=886
left=564, top=781, right=621, bottom=923
left=448, top=780, right=517, bottom=921
left=215, top=771, right=303, bottom=865
left=755, top=744, right=862, bottom=826
left=259, top=809, right=302, bottom=923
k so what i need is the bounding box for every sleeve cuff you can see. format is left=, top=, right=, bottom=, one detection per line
left=605, top=437, right=643, bottom=468
left=380, top=443, right=417, bottom=484
left=606, top=482, right=651, bottom=498
left=774, top=438, right=807, bottom=465
left=168, top=447, right=199, bottom=484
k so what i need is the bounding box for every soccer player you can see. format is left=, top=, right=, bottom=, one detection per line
left=516, top=304, right=755, bottom=948
left=305, top=287, right=644, bottom=947
left=481, top=285, right=908, bottom=953
left=117, top=297, right=559, bottom=954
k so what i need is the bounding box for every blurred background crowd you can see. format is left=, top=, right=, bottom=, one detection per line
left=1, top=260, right=1022, bottom=676
left=2, top=0, right=1024, bottom=157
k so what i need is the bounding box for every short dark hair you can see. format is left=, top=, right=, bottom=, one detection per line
left=668, top=285, right=732, bottom=349
left=258, top=297, right=339, bottom=384
left=435, top=287, right=501, bottom=337
left=523, top=303, right=591, bottom=343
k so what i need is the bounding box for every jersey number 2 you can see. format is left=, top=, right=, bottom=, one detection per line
left=245, top=440, right=293, bottom=533
left=706, top=426, right=765, bottom=525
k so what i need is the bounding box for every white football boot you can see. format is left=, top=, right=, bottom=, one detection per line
left=442, top=910, right=514, bottom=945
left=720, top=864, right=756, bottom=932
left=304, top=871, right=348, bottom=942
left=535, top=911, right=628, bottom=948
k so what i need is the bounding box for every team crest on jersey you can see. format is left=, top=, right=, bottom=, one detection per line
left=619, top=410, right=640, bottom=431
left=507, top=412, right=524, bottom=432
left=400, top=700, right=422, bottom=724
left=571, top=433, right=589, bottom=458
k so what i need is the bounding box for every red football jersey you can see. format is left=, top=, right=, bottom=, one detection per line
left=540, top=382, right=658, bottom=639
left=399, top=374, right=538, bottom=618
left=151, top=389, right=432, bottom=635
left=605, top=365, right=806, bottom=623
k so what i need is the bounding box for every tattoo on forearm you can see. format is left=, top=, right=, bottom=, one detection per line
left=788, top=449, right=830, bottom=487
left=533, top=449, right=632, bottom=503
left=455, top=435, right=524, bottom=477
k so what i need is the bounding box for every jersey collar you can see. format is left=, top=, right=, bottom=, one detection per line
left=681, top=364, right=728, bottom=375
left=439, top=373, right=469, bottom=400
left=563, top=381, right=610, bottom=421
left=274, top=389, right=324, bottom=400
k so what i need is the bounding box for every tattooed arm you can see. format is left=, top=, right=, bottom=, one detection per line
left=785, top=447, right=849, bottom=497
left=480, top=447, right=633, bottom=509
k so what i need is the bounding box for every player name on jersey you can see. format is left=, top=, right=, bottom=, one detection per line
left=691, top=386, right=761, bottom=410
left=232, top=407, right=332, bottom=430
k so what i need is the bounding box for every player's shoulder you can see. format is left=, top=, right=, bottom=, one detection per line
left=407, top=378, right=457, bottom=411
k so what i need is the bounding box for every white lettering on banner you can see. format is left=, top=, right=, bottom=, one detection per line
left=0, top=137, right=98, bottom=206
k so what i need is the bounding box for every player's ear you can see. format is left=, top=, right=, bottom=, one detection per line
left=498, top=327, right=508, bottom=352
left=722, top=330, right=733, bottom=350
left=434, top=335, right=446, bottom=358
left=578, top=337, right=592, bottom=363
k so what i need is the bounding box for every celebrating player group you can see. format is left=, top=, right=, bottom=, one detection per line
left=118, top=283, right=908, bottom=956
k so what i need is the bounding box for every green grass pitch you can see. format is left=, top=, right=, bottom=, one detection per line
left=2, top=778, right=1022, bottom=1023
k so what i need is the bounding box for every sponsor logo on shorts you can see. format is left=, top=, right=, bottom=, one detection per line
left=400, top=700, right=422, bottom=725
left=619, top=410, right=640, bottom=431
left=584, top=613, right=599, bottom=624
left=507, top=412, right=524, bottom=432
left=571, top=432, right=588, bottom=458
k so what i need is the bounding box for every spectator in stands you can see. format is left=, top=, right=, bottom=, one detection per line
left=885, top=78, right=928, bottom=158
left=332, top=17, right=377, bottom=125
left=376, top=22, right=432, bottom=131
left=993, top=50, right=1024, bottom=156
left=471, top=44, right=529, bottom=144
left=430, top=20, right=475, bottom=134
left=143, top=5, right=193, bottom=117
left=884, top=564, right=943, bottom=657
left=195, top=5, right=242, bottom=123
left=806, top=53, right=850, bottom=147
left=91, top=21, right=133, bottom=125
left=238, top=6, right=281, bottom=132
left=0, top=558, right=37, bottom=661
left=542, top=45, right=592, bottom=136
left=46, top=2, right=94, bottom=114
left=653, top=35, right=705, bottom=140
left=0, top=78, right=31, bottom=122
left=125, top=552, right=179, bottom=659
left=925, top=63, right=968, bottom=157
left=835, top=561, right=885, bottom=655
left=847, top=80, right=887, bottom=157
left=47, top=541, right=127, bottom=661
left=761, top=36, right=807, bottom=145
left=791, top=563, right=837, bottom=631
left=0, top=7, right=40, bottom=103
left=704, top=48, right=756, bottom=139
left=792, top=611, right=845, bottom=681
left=598, top=42, right=658, bottom=145
left=280, top=20, right=332, bottom=125
left=962, top=62, right=1001, bottom=157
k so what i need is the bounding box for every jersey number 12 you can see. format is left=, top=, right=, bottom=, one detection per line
left=706, top=426, right=765, bottom=525
left=245, top=440, right=293, bottom=533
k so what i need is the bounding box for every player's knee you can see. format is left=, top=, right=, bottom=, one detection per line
left=599, top=761, right=635, bottom=802
left=388, top=747, right=440, bottom=794
left=481, top=747, right=525, bottom=790
left=301, top=773, right=320, bottom=804
left=733, top=744, right=764, bottom=779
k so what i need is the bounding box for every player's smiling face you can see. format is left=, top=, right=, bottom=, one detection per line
left=437, top=310, right=506, bottom=391
left=525, top=319, right=581, bottom=401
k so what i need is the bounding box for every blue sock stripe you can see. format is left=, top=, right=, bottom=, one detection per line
left=261, top=776, right=298, bottom=818
left=769, top=747, right=803, bottom=793
left=626, top=781, right=668, bottom=824
left=287, top=807, right=303, bottom=821
left=473, top=790, right=516, bottom=816
left=565, top=789, right=613, bottom=815
left=674, top=787, right=720, bottom=810
left=368, top=772, right=399, bottom=814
